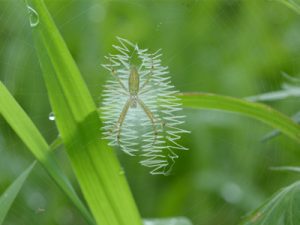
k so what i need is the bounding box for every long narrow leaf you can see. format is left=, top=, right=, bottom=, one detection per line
left=276, top=0, right=300, bottom=15
left=179, top=93, right=300, bottom=143
left=24, top=0, right=142, bottom=224
left=270, top=166, right=300, bottom=173
left=0, top=162, right=35, bottom=225
left=245, top=87, right=300, bottom=102
left=0, top=82, right=94, bottom=224
left=261, top=111, right=300, bottom=142
left=239, top=181, right=300, bottom=225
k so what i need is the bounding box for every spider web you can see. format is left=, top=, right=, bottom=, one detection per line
left=1, top=0, right=300, bottom=225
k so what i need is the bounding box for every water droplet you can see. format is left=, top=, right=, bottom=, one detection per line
left=27, top=5, right=39, bottom=27
left=49, top=112, right=55, bottom=121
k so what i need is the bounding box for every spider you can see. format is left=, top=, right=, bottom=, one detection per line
left=101, top=38, right=189, bottom=174
left=109, top=62, right=159, bottom=145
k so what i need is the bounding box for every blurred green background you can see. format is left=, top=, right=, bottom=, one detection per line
left=1, top=0, right=300, bottom=224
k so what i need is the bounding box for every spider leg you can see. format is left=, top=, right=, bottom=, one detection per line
left=137, top=98, right=158, bottom=145
left=108, top=57, right=128, bottom=92
left=115, top=98, right=132, bottom=144
left=139, top=59, right=154, bottom=91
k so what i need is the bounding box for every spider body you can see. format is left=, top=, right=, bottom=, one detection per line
left=115, top=66, right=157, bottom=144
left=129, top=66, right=140, bottom=96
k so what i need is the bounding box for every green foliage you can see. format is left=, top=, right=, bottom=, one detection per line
left=240, top=181, right=300, bottom=225
left=0, top=162, right=35, bottom=225
left=179, top=93, right=300, bottom=143
left=0, top=81, right=93, bottom=224
left=1, top=0, right=300, bottom=225
left=277, top=0, right=300, bottom=15
left=271, top=166, right=300, bottom=173
left=25, top=0, right=141, bottom=224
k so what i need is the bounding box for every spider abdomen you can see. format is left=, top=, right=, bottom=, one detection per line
left=129, top=66, right=139, bottom=95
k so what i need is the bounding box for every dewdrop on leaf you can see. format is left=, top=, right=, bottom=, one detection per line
left=100, top=37, right=189, bottom=175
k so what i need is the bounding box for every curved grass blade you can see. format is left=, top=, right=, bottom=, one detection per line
left=245, top=72, right=300, bottom=142
left=0, top=82, right=94, bottom=224
left=246, top=72, right=300, bottom=102
left=245, top=86, right=300, bottom=102
left=0, top=162, right=35, bottom=225
left=261, top=111, right=300, bottom=142
left=24, top=0, right=142, bottom=224
left=239, top=181, right=300, bottom=225
left=179, top=93, right=300, bottom=143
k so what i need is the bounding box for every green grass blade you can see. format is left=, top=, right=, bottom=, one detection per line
left=239, top=181, right=300, bottom=225
left=0, top=82, right=94, bottom=224
left=179, top=93, right=300, bottom=143
left=0, top=162, right=36, bottom=225
left=245, top=87, right=300, bottom=102
left=49, top=136, right=63, bottom=151
left=24, top=0, right=142, bottom=224
left=276, top=0, right=300, bottom=15
left=270, top=166, right=300, bottom=173
left=261, top=111, right=300, bottom=142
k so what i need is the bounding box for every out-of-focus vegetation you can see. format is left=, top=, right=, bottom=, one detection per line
left=1, top=0, right=300, bottom=224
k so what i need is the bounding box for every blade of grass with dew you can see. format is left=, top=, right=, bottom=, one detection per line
left=0, top=162, right=35, bottom=225
left=24, top=0, right=142, bottom=224
left=179, top=93, right=300, bottom=143
left=239, top=181, right=300, bottom=225
left=0, top=82, right=94, bottom=224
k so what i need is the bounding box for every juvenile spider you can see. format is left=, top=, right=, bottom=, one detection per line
left=110, top=63, right=158, bottom=144
left=101, top=37, right=188, bottom=174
